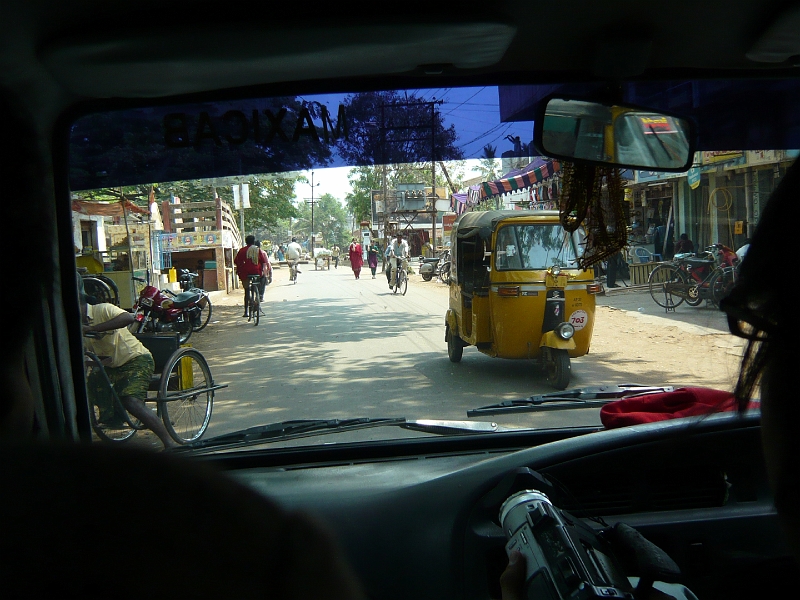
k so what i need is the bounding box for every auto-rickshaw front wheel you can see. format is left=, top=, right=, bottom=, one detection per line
left=544, top=348, right=571, bottom=390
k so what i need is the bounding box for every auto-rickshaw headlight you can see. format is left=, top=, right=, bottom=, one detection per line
left=550, top=265, right=561, bottom=276
left=555, top=322, right=575, bottom=340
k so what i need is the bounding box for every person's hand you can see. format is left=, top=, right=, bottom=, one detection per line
left=499, top=550, right=526, bottom=600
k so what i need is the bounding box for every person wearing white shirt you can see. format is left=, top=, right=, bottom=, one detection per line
left=387, top=233, right=409, bottom=288
left=285, top=237, right=303, bottom=281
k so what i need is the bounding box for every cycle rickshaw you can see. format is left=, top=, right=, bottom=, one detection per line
left=84, top=331, right=227, bottom=444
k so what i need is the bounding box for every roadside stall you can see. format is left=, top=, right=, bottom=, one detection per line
left=72, top=197, right=152, bottom=309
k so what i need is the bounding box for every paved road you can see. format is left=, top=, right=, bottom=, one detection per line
left=172, top=264, right=731, bottom=446
left=598, top=284, right=729, bottom=335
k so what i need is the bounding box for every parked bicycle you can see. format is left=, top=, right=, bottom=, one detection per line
left=437, top=249, right=452, bottom=284
left=85, top=332, right=225, bottom=444
left=648, top=243, right=739, bottom=310
left=244, top=274, right=261, bottom=325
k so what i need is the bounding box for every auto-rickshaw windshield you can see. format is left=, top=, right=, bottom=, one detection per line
left=495, top=224, right=583, bottom=270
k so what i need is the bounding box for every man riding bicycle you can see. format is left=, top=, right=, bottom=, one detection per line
left=234, top=235, right=267, bottom=316
left=285, top=237, right=303, bottom=280
left=387, top=232, right=409, bottom=289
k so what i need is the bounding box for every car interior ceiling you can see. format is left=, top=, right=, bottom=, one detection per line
left=6, top=1, right=800, bottom=599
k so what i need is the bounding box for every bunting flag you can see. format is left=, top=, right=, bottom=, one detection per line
left=451, top=193, right=468, bottom=215
left=478, top=160, right=560, bottom=199
left=467, top=159, right=561, bottom=208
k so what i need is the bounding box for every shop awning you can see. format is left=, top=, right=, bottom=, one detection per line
left=468, top=158, right=561, bottom=205
left=72, top=199, right=149, bottom=217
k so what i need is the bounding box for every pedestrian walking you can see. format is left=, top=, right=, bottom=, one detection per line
left=348, top=238, right=363, bottom=279
left=332, top=244, right=340, bottom=268
left=367, top=241, right=380, bottom=278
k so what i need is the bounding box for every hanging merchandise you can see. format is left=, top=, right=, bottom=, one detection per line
left=559, top=161, right=627, bottom=269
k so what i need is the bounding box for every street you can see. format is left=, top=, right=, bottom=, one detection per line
left=126, top=262, right=747, bottom=449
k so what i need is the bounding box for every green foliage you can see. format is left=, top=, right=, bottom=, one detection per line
left=293, top=192, right=348, bottom=249
left=345, top=166, right=380, bottom=225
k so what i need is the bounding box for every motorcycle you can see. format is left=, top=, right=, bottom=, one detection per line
left=418, top=255, right=441, bottom=281
left=174, top=269, right=213, bottom=331
left=418, top=250, right=451, bottom=283
left=130, top=282, right=202, bottom=344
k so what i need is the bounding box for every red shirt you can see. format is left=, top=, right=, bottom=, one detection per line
left=234, top=245, right=265, bottom=279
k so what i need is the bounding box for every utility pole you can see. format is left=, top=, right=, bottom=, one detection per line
left=305, top=170, right=320, bottom=259
left=431, top=101, right=437, bottom=253
left=378, top=98, right=443, bottom=256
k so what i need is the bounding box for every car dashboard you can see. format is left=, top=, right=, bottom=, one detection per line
left=208, top=412, right=789, bottom=599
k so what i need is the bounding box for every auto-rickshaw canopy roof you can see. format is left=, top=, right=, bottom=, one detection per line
left=453, top=210, right=561, bottom=240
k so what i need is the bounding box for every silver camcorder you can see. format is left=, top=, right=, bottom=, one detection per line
left=499, top=490, right=634, bottom=600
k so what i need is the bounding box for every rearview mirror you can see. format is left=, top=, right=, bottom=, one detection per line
left=535, top=97, right=694, bottom=172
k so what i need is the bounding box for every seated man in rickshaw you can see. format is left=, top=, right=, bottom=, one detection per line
left=496, top=227, right=522, bottom=270
left=80, top=282, right=176, bottom=450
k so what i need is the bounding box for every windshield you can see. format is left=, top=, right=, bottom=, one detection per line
left=70, top=82, right=792, bottom=452
left=495, top=224, right=581, bottom=270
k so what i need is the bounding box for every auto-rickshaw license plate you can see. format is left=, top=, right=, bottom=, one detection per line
left=546, top=273, right=569, bottom=288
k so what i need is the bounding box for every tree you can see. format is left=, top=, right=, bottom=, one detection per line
left=293, top=193, right=348, bottom=250
left=345, top=166, right=381, bottom=225
left=237, top=174, right=301, bottom=238
left=476, top=144, right=502, bottom=182
left=336, top=90, right=463, bottom=167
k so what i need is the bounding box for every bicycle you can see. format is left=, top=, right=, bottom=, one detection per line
left=85, top=332, right=226, bottom=444
left=648, top=244, right=738, bottom=311
left=391, top=257, right=408, bottom=296
left=244, top=274, right=261, bottom=326
left=288, top=259, right=299, bottom=283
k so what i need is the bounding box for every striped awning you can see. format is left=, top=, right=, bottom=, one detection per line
left=468, top=159, right=560, bottom=204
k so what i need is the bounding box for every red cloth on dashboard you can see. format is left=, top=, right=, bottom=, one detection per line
left=600, top=387, right=744, bottom=429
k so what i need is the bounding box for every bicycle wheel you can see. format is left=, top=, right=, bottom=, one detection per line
left=193, top=295, right=212, bottom=331
left=159, top=348, right=214, bottom=444
left=251, top=294, right=260, bottom=326
left=92, top=274, right=121, bottom=306
left=399, top=270, right=408, bottom=296
left=648, top=264, right=686, bottom=309
left=440, top=262, right=451, bottom=284
left=710, top=267, right=736, bottom=308
left=685, top=283, right=704, bottom=306
left=85, top=353, right=138, bottom=443
left=82, top=277, right=115, bottom=305
left=174, top=313, right=193, bottom=344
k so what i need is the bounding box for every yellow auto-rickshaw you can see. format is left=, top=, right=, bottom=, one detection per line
left=444, top=210, right=602, bottom=389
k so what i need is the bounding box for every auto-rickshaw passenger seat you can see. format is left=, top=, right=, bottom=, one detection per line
left=459, top=239, right=490, bottom=296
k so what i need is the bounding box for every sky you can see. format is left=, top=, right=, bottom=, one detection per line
left=296, top=161, right=488, bottom=205
left=292, top=85, right=536, bottom=206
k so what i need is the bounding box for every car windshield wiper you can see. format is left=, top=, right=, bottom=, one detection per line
left=176, top=417, right=508, bottom=453
left=466, top=384, right=674, bottom=417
